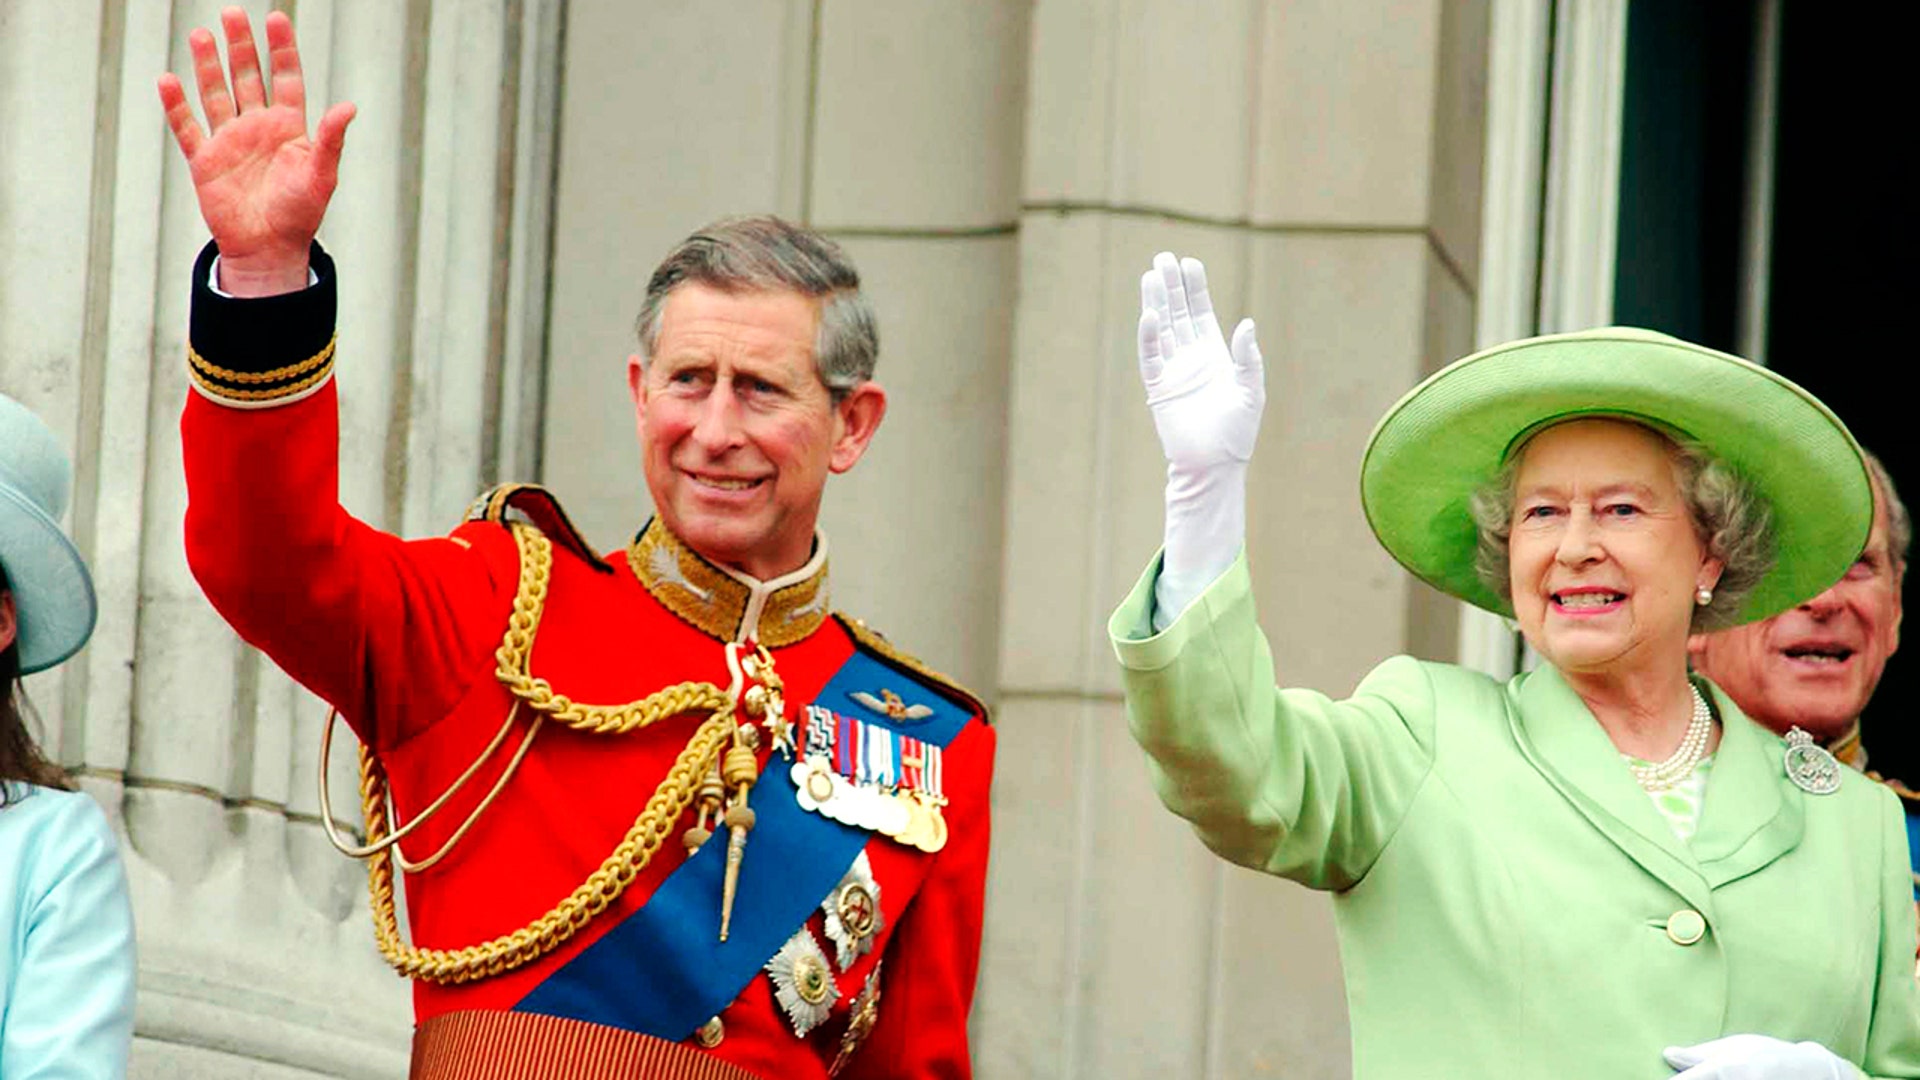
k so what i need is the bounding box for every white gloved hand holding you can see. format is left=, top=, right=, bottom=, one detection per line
left=1665, top=1035, right=1859, bottom=1079
left=1137, top=251, right=1266, bottom=631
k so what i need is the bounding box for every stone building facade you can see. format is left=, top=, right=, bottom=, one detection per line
left=0, top=0, right=1560, bottom=1075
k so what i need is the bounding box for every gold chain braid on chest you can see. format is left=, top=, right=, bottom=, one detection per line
left=353, top=524, right=740, bottom=984
left=496, top=525, right=736, bottom=733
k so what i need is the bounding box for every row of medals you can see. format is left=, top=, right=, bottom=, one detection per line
left=790, top=705, right=949, bottom=853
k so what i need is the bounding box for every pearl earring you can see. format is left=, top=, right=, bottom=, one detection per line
left=1695, top=587, right=1713, bottom=607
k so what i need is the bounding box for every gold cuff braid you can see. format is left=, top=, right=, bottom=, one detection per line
left=190, top=335, right=337, bottom=383
left=188, top=359, right=336, bottom=403
left=352, top=524, right=739, bottom=984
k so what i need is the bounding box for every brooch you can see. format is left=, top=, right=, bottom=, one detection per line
left=1783, top=726, right=1841, bottom=795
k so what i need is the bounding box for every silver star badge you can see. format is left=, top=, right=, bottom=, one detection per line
left=766, top=928, right=839, bottom=1037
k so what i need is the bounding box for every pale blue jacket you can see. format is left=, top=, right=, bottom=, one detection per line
left=0, top=783, right=134, bottom=1078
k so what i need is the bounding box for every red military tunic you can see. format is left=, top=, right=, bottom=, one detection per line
left=181, top=241, right=993, bottom=1078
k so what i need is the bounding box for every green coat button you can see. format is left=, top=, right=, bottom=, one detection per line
left=1666, top=910, right=1706, bottom=945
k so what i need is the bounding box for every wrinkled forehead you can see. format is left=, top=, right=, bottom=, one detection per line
left=653, top=283, right=823, bottom=357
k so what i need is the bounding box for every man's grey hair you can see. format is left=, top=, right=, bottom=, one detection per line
left=1466, top=421, right=1775, bottom=633
left=633, top=215, right=878, bottom=398
left=1863, top=450, right=1911, bottom=574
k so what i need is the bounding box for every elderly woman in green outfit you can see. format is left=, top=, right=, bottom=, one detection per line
left=1111, top=252, right=1920, bottom=1080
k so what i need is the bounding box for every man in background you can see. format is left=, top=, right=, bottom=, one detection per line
left=1691, top=450, right=1915, bottom=897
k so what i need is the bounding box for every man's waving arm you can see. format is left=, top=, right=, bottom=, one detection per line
left=160, top=9, right=511, bottom=748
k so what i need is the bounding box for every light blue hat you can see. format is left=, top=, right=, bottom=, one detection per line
left=0, top=393, right=96, bottom=674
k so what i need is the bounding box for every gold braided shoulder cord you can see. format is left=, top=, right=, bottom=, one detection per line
left=334, top=523, right=739, bottom=984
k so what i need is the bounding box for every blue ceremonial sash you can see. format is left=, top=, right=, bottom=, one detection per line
left=512, top=648, right=974, bottom=1037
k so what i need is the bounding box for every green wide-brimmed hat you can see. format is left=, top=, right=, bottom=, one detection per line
left=1360, top=326, right=1871, bottom=626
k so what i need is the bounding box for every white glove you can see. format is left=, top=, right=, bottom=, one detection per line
left=1137, top=251, right=1266, bottom=631
left=1665, top=1035, right=1858, bottom=1079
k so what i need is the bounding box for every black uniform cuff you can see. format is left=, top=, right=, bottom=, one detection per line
left=188, top=239, right=338, bottom=405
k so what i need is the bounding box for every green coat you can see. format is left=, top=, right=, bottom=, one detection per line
left=1110, top=553, right=1920, bottom=1079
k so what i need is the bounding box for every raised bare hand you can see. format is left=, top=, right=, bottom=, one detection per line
left=157, top=8, right=355, bottom=296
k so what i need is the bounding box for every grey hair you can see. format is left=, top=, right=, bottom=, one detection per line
left=633, top=215, right=878, bottom=398
left=1863, top=450, right=1911, bottom=573
left=1467, top=423, right=1775, bottom=632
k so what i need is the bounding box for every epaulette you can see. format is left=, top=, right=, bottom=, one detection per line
left=460, top=482, right=609, bottom=573
left=833, top=612, right=989, bottom=723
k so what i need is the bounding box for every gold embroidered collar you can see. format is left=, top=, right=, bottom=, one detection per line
left=628, top=519, right=831, bottom=647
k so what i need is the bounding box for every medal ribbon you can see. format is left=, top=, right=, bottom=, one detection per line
left=867, top=726, right=897, bottom=789
left=899, top=736, right=924, bottom=791
left=804, top=705, right=835, bottom=757
left=835, top=711, right=859, bottom=778
left=924, top=742, right=943, bottom=801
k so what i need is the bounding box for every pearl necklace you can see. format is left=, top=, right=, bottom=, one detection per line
left=1628, top=685, right=1713, bottom=792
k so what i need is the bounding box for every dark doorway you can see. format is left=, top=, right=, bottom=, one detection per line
left=1612, top=0, right=1755, bottom=355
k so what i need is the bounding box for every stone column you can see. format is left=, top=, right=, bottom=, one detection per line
left=978, top=1, right=1489, bottom=1075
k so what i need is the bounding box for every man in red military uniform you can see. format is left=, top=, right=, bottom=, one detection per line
left=158, top=10, right=992, bottom=1078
